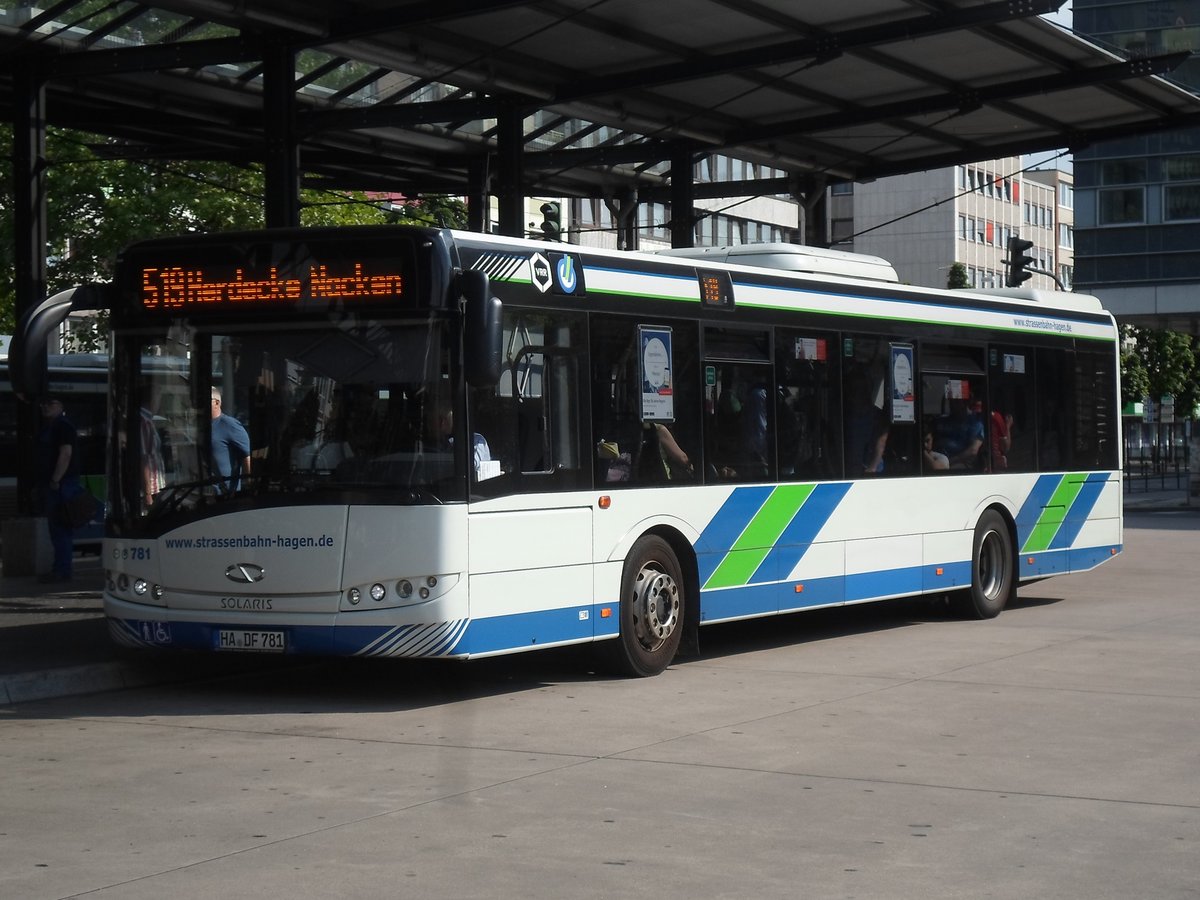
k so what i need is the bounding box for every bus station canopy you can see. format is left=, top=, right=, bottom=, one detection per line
left=4, top=0, right=1200, bottom=203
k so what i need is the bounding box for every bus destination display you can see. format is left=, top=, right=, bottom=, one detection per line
left=141, top=261, right=406, bottom=310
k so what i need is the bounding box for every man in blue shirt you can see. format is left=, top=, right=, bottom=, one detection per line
left=210, top=388, right=251, bottom=492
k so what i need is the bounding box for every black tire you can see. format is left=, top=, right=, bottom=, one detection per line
left=960, top=509, right=1015, bottom=619
left=604, top=535, right=685, bottom=677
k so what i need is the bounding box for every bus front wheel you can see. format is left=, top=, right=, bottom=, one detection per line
left=607, top=535, right=685, bottom=677
left=961, top=509, right=1014, bottom=620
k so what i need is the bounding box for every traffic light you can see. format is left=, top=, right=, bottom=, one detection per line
left=1005, top=236, right=1035, bottom=287
left=539, top=201, right=562, bottom=241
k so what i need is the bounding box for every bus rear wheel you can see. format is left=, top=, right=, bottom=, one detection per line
left=606, top=535, right=685, bottom=677
left=960, top=509, right=1014, bottom=620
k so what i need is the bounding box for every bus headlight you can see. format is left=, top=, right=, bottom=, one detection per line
left=397, top=579, right=413, bottom=599
left=133, top=578, right=148, bottom=596
left=370, top=583, right=386, bottom=602
left=152, top=584, right=165, bottom=600
left=347, top=587, right=361, bottom=605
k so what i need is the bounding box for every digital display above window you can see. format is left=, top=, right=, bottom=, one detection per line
left=698, top=269, right=734, bottom=309
left=117, top=228, right=427, bottom=316
left=140, top=262, right=405, bottom=310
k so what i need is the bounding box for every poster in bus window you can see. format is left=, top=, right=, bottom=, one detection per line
left=890, top=343, right=915, bottom=423
left=639, top=325, right=674, bottom=422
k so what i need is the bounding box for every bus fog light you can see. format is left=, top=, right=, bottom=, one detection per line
left=397, top=580, right=412, bottom=599
left=426, top=575, right=437, bottom=588
left=419, top=586, right=430, bottom=599
left=348, top=587, right=361, bottom=605
left=152, top=584, right=165, bottom=600
left=133, top=578, right=148, bottom=596
left=370, top=583, right=386, bottom=602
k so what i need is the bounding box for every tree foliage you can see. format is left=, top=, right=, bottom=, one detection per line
left=2, top=125, right=469, bottom=336
left=946, top=261, right=969, bottom=289
left=1120, top=324, right=1200, bottom=417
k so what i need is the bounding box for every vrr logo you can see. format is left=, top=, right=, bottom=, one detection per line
left=529, top=252, right=553, bottom=293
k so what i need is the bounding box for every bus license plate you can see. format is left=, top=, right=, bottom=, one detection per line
left=218, top=629, right=286, bottom=653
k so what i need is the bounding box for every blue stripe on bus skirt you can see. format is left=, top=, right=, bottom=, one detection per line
left=458, top=604, right=615, bottom=656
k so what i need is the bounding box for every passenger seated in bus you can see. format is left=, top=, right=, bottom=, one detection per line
left=933, top=398, right=984, bottom=469
left=922, top=427, right=949, bottom=471
left=990, top=407, right=1013, bottom=471
left=644, top=421, right=693, bottom=481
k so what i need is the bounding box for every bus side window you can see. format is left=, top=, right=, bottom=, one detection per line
left=775, top=330, right=841, bottom=480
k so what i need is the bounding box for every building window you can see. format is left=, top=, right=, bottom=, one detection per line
left=831, top=181, right=854, bottom=195
left=1059, top=182, right=1074, bottom=209
left=1059, top=223, right=1074, bottom=248
left=1164, top=157, right=1200, bottom=181
left=1100, top=159, right=1147, bottom=185
left=1098, top=188, right=1145, bottom=225
left=1164, top=184, right=1200, bottom=221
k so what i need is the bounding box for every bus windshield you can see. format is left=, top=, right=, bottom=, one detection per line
left=110, top=316, right=464, bottom=531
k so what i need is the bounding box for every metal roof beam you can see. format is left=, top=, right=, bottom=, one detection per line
left=31, top=35, right=266, bottom=78
left=312, top=0, right=532, bottom=48
left=298, top=97, right=502, bottom=134
left=554, top=0, right=1065, bottom=102
left=738, top=52, right=1192, bottom=144
left=860, top=111, right=1200, bottom=180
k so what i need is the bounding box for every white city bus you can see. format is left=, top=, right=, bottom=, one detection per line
left=54, top=225, right=1119, bottom=676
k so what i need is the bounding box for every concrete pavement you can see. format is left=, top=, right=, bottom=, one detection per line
left=0, top=486, right=1194, bottom=706
left=1, top=503, right=1197, bottom=899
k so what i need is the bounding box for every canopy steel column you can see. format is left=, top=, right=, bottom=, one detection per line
left=467, top=157, right=490, bottom=233
left=495, top=104, right=525, bottom=238
left=12, top=71, right=48, bottom=516
left=670, top=145, right=696, bottom=248
left=263, top=38, right=300, bottom=228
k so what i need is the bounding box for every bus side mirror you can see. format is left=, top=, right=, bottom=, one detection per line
left=462, top=270, right=502, bottom=387
left=10, top=284, right=107, bottom=399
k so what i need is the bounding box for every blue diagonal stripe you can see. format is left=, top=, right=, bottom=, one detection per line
left=1048, top=472, right=1111, bottom=550
left=1015, top=473, right=1064, bottom=548
left=695, top=486, right=775, bottom=584
left=751, top=482, right=852, bottom=584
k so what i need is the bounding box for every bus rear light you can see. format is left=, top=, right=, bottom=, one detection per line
left=370, top=583, right=386, bottom=602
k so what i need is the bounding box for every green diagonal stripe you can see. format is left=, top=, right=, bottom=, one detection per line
left=1023, top=474, right=1087, bottom=553
left=705, top=484, right=814, bottom=589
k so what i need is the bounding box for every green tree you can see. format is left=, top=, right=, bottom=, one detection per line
left=1120, top=325, right=1198, bottom=417
left=3, top=125, right=468, bottom=335
left=946, top=261, right=969, bottom=289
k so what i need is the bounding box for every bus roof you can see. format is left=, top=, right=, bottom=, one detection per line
left=656, top=243, right=900, bottom=283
